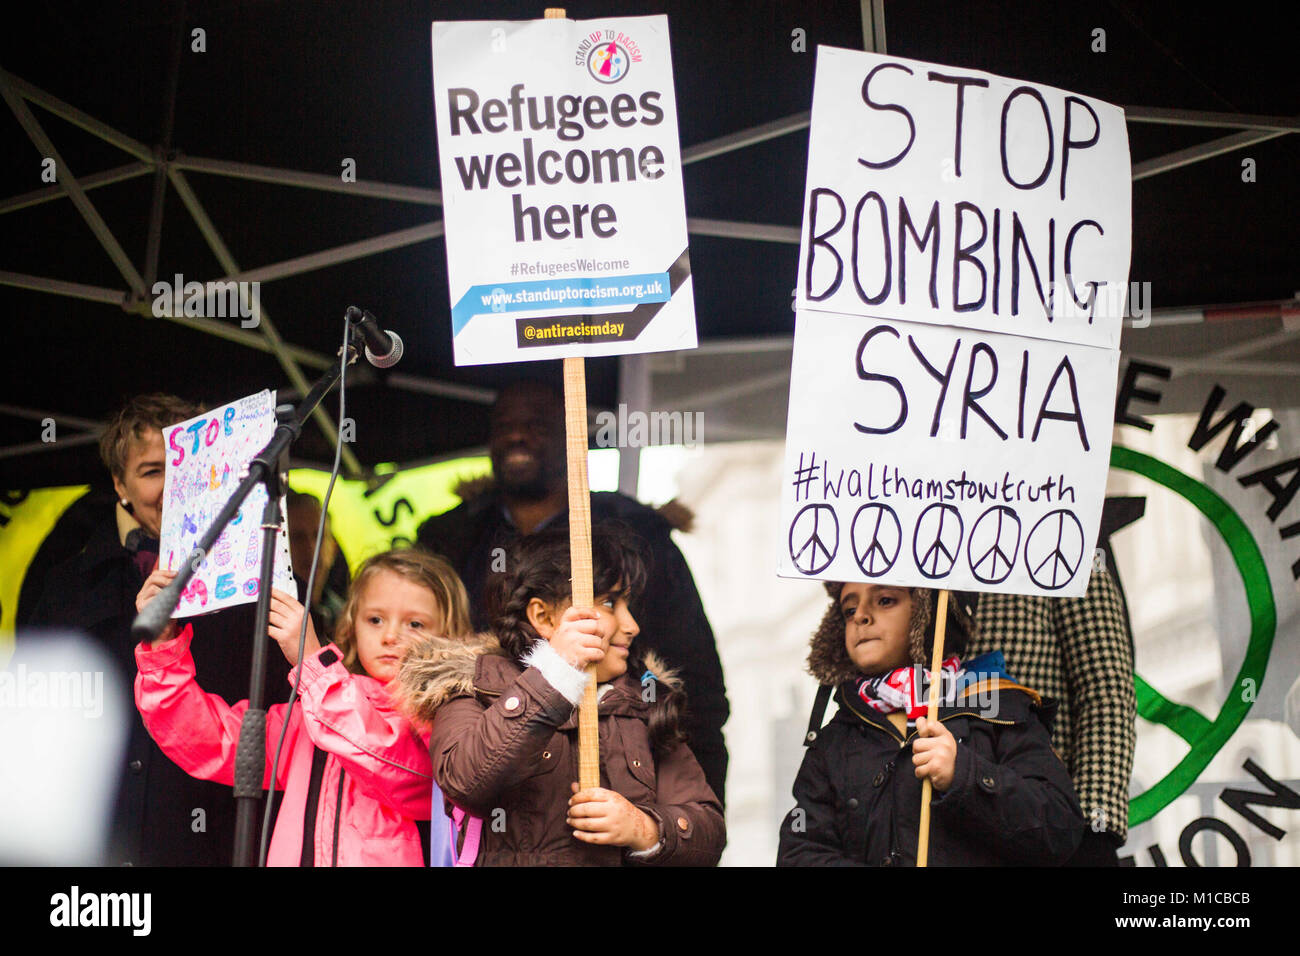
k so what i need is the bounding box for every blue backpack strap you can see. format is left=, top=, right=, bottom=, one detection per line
left=427, top=781, right=456, bottom=867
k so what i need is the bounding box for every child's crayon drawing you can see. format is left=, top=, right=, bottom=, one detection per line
left=160, top=390, right=295, bottom=618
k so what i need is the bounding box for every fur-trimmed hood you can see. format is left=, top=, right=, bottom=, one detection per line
left=396, top=631, right=500, bottom=726
left=806, top=583, right=978, bottom=686
left=396, top=630, right=682, bottom=727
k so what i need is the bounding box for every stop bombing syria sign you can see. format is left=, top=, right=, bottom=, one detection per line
left=779, top=312, right=1118, bottom=596
left=779, top=48, right=1130, bottom=597
left=432, top=16, right=696, bottom=366
left=795, top=47, right=1131, bottom=349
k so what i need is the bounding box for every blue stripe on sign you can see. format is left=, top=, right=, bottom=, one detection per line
left=451, top=273, right=671, bottom=336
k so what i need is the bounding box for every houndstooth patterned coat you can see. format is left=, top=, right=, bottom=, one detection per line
left=967, top=567, right=1136, bottom=842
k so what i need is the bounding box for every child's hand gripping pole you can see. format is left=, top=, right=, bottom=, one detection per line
left=916, top=588, right=949, bottom=867
left=563, top=356, right=601, bottom=790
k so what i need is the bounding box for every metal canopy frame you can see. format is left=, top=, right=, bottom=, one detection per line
left=0, top=61, right=496, bottom=477
left=2, top=4, right=1296, bottom=476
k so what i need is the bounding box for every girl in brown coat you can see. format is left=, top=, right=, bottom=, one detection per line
left=397, top=524, right=724, bottom=866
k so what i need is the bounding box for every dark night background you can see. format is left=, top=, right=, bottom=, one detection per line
left=1, top=1, right=1295, bottom=488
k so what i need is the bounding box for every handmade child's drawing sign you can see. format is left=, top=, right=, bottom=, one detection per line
left=159, top=390, right=294, bottom=617
left=779, top=48, right=1131, bottom=598
left=432, top=15, right=696, bottom=366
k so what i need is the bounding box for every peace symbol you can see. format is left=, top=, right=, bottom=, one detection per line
left=1024, top=508, right=1085, bottom=590
left=966, top=505, right=1022, bottom=585
left=788, top=504, right=839, bottom=575
left=851, top=503, right=901, bottom=577
left=911, top=503, right=964, bottom=579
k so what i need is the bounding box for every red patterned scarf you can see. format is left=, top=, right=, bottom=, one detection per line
left=854, top=657, right=962, bottom=720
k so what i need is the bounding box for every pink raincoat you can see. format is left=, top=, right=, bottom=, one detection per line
left=135, top=624, right=431, bottom=866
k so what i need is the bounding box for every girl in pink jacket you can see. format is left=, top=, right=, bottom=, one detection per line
left=134, top=549, right=472, bottom=866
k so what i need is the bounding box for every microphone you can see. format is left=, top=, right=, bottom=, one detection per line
left=345, top=306, right=404, bottom=368
left=131, top=577, right=180, bottom=643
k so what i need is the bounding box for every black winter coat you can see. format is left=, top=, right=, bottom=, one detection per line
left=416, top=488, right=730, bottom=805
left=777, top=680, right=1084, bottom=866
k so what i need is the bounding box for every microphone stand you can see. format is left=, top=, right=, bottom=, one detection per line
left=132, top=323, right=362, bottom=867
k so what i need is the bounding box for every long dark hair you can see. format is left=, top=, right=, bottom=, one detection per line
left=488, top=522, right=685, bottom=757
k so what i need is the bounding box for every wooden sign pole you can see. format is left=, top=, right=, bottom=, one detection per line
left=564, top=356, right=600, bottom=790
left=915, top=588, right=949, bottom=867
left=542, top=5, right=600, bottom=793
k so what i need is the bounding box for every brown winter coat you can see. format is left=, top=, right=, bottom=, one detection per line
left=400, top=633, right=725, bottom=866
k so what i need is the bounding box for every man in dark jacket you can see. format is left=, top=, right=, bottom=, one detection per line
left=416, top=381, right=730, bottom=805
left=968, top=567, right=1136, bottom=864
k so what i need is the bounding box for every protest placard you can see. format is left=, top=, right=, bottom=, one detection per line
left=778, top=311, right=1117, bottom=595
left=432, top=15, right=696, bottom=366
left=795, top=48, right=1131, bottom=350
left=781, top=47, right=1130, bottom=598
left=159, top=390, right=294, bottom=617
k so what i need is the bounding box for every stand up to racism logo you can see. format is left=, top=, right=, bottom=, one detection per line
left=576, top=27, right=641, bottom=84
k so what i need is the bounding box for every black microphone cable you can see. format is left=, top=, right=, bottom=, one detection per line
left=258, top=311, right=352, bottom=867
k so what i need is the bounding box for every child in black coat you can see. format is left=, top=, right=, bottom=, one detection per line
left=778, top=582, right=1084, bottom=866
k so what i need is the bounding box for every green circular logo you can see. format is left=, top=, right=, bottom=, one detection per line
left=1112, top=446, right=1277, bottom=826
